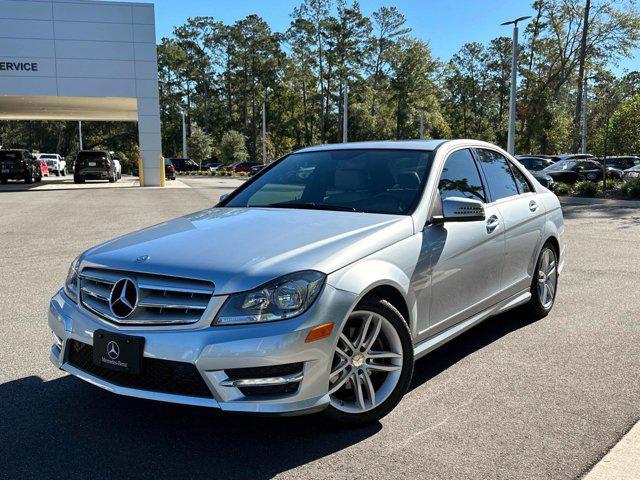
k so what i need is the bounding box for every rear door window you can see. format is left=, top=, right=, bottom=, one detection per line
left=474, top=149, right=519, bottom=201
left=509, top=163, right=533, bottom=193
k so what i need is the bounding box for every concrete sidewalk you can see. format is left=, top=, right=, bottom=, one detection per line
left=583, top=420, right=640, bottom=479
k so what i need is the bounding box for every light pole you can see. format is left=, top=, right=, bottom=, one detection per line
left=419, top=111, right=425, bottom=140
left=78, top=121, right=83, bottom=150
left=501, top=15, right=531, bottom=155
left=343, top=84, right=348, bottom=143
left=181, top=111, right=187, bottom=158
left=262, top=101, right=267, bottom=163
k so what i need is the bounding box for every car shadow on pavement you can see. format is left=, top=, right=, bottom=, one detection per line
left=0, top=309, right=538, bottom=480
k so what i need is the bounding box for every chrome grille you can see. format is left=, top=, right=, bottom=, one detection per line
left=79, top=267, right=214, bottom=325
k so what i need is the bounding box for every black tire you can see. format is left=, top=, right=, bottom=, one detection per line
left=521, top=242, right=559, bottom=319
left=319, top=296, right=414, bottom=425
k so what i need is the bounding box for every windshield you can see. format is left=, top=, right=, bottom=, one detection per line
left=545, top=160, right=576, bottom=171
left=40, top=154, right=57, bottom=159
left=224, top=149, right=434, bottom=215
left=0, top=151, right=21, bottom=160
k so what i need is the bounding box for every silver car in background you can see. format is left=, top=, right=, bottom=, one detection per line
left=49, top=140, right=565, bottom=424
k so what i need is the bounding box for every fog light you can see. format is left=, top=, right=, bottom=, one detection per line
left=305, top=322, right=334, bottom=343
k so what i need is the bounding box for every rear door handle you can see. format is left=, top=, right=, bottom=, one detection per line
left=529, top=200, right=539, bottom=212
left=486, top=215, right=500, bottom=233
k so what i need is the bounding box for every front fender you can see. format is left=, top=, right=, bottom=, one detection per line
left=326, top=259, right=417, bottom=337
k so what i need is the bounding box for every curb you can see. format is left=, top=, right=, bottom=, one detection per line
left=559, top=196, right=640, bottom=208
left=582, top=420, right=640, bottom=479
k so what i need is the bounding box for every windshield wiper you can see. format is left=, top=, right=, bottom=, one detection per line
left=265, top=202, right=358, bottom=212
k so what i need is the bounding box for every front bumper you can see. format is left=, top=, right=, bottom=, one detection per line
left=49, top=285, right=356, bottom=414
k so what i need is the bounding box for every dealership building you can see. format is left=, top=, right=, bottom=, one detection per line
left=0, top=0, right=163, bottom=186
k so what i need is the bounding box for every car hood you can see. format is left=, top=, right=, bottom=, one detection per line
left=81, top=207, right=414, bottom=294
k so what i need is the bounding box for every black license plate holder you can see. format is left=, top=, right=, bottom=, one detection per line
left=92, top=330, right=144, bottom=374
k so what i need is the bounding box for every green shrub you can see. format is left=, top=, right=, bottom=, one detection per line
left=554, top=182, right=571, bottom=195
left=572, top=181, right=599, bottom=197
left=605, top=179, right=620, bottom=190
left=622, top=178, right=640, bottom=198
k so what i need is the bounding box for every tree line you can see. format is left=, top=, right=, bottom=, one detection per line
left=1, top=0, right=639, bottom=165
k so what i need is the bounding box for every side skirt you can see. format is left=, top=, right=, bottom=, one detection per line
left=413, top=289, right=531, bottom=361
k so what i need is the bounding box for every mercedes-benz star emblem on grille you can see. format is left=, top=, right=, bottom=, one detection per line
left=106, top=341, right=120, bottom=360
left=109, top=278, right=138, bottom=318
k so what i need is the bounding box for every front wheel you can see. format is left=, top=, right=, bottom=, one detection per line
left=522, top=243, right=558, bottom=319
left=319, top=296, right=414, bottom=425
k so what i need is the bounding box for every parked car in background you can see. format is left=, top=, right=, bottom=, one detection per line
left=0, top=149, right=42, bottom=184
left=36, top=158, right=49, bottom=177
left=51, top=139, right=564, bottom=424
left=202, top=161, right=223, bottom=172
left=599, top=156, right=640, bottom=171
left=622, top=165, right=640, bottom=181
left=167, top=157, right=199, bottom=173
left=516, top=156, right=556, bottom=171
left=543, top=158, right=617, bottom=183
left=222, top=161, right=262, bottom=173
left=550, top=153, right=594, bottom=162
left=74, top=150, right=117, bottom=183
left=515, top=156, right=556, bottom=190
left=164, top=157, right=175, bottom=180
left=37, top=153, right=66, bottom=176
left=113, top=159, right=122, bottom=180
left=249, top=164, right=266, bottom=176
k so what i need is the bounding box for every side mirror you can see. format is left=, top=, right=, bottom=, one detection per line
left=219, top=193, right=230, bottom=202
left=434, top=197, right=485, bottom=223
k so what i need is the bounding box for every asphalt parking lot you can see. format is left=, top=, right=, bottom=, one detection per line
left=0, top=176, right=639, bottom=480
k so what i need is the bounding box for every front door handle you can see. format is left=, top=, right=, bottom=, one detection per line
left=486, top=215, right=500, bottom=234
left=529, top=200, right=539, bottom=212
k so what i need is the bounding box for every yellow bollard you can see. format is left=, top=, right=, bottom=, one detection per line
left=137, top=153, right=144, bottom=187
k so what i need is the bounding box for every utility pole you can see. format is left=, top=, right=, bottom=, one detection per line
left=419, top=112, right=424, bottom=139
left=262, top=101, right=267, bottom=163
left=502, top=15, right=531, bottom=155
left=181, top=111, right=187, bottom=158
left=342, top=84, right=348, bottom=143
left=78, top=121, right=83, bottom=150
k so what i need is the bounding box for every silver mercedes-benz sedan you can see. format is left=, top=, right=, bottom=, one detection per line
left=49, top=140, right=565, bottom=424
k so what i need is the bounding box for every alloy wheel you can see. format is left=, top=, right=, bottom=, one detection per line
left=537, top=248, right=558, bottom=309
left=328, top=310, right=403, bottom=414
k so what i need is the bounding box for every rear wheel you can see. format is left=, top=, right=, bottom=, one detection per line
left=522, top=243, right=558, bottom=319
left=319, top=297, right=413, bottom=425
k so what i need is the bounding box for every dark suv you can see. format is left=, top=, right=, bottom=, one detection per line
left=74, top=150, right=117, bottom=183
left=166, top=158, right=199, bottom=172
left=0, top=149, right=42, bottom=184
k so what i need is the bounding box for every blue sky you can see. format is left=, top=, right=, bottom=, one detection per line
left=153, top=0, right=638, bottom=73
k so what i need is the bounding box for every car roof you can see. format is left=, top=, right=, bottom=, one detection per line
left=296, top=139, right=449, bottom=153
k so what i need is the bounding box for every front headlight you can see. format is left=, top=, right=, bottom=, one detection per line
left=63, top=256, right=80, bottom=303
left=213, top=271, right=326, bottom=325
